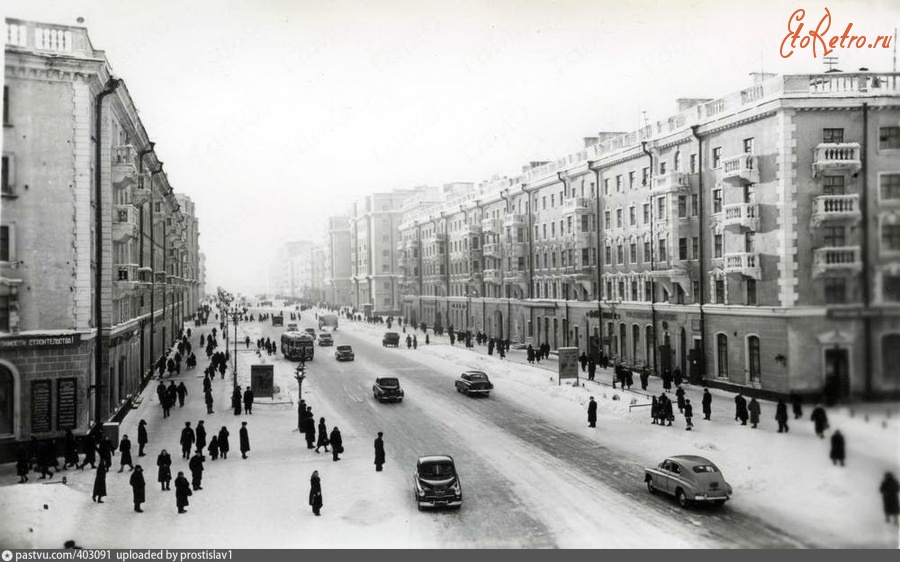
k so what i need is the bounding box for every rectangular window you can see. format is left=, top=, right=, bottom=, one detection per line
left=657, top=197, right=665, bottom=219
left=616, top=175, right=623, bottom=192
left=629, top=171, right=635, bottom=189
left=645, top=283, right=652, bottom=302
left=643, top=241, right=651, bottom=262
left=881, top=174, right=900, bottom=200
left=692, top=281, right=700, bottom=302
left=603, top=179, right=609, bottom=195
left=823, top=128, right=844, bottom=143
left=2, top=86, right=8, bottom=125
left=581, top=214, right=589, bottom=232
left=630, top=242, right=637, bottom=263
left=657, top=239, right=667, bottom=262
left=823, top=226, right=846, bottom=247
left=616, top=209, right=623, bottom=228
left=0, top=295, right=9, bottom=331
left=0, top=156, right=9, bottom=194
left=713, top=189, right=722, bottom=213
left=883, top=224, right=900, bottom=251
left=542, top=196, right=547, bottom=210
left=566, top=216, right=572, bottom=234
left=823, top=175, right=845, bottom=195
left=603, top=211, right=610, bottom=230
left=581, top=248, right=589, bottom=266
left=714, top=234, right=723, bottom=258
left=642, top=167, right=649, bottom=186
left=880, top=127, right=900, bottom=150
left=678, top=238, right=688, bottom=260
left=605, top=246, right=611, bottom=265
left=617, top=245, right=624, bottom=264
left=642, top=203, right=650, bottom=224
left=631, top=281, right=638, bottom=301
left=551, top=194, right=555, bottom=207
left=0, top=225, right=9, bottom=261
left=884, top=275, right=900, bottom=302
left=659, top=161, right=667, bottom=175
left=824, top=277, right=846, bottom=304
left=674, top=151, right=680, bottom=172
left=743, top=137, right=754, bottom=153
left=551, top=223, right=556, bottom=237
left=677, top=195, right=687, bottom=218
left=691, top=194, right=699, bottom=216
left=746, top=278, right=757, bottom=305
left=712, top=147, right=722, bottom=168
left=692, top=237, right=699, bottom=259
left=715, top=279, right=725, bottom=304
left=690, top=154, right=697, bottom=173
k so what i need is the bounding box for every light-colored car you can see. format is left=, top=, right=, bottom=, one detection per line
left=644, top=455, right=733, bottom=508
left=413, top=455, right=462, bottom=510
left=317, top=333, right=333, bottom=346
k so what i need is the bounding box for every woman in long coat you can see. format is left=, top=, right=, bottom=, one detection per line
left=329, top=427, right=343, bottom=462
left=309, top=470, right=322, bottom=516
left=92, top=463, right=107, bottom=503
left=374, top=432, right=385, bottom=472
left=63, top=429, right=79, bottom=469
left=218, top=426, right=230, bottom=460
left=174, top=471, right=192, bottom=514
left=650, top=396, right=659, bottom=424
left=130, top=465, right=146, bottom=512
left=157, top=450, right=172, bottom=490
left=208, top=435, right=219, bottom=461
left=810, top=405, right=829, bottom=438
left=232, top=388, right=242, bottom=415
left=239, top=422, right=250, bottom=459
left=195, top=421, right=207, bottom=455
left=137, top=420, right=148, bottom=457
left=748, top=398, right=761, bottom=429
left=830, top=430, right=846, bottom=466
left=315, top=418, right=330, bottom=453
left=880, top=472, right=900, bottom=524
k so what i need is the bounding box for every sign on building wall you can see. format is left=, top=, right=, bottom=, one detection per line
left=251, top=365, right=274, bottom=398
left=558, top=347, right=580, bottom=385
left=57, top=378, right=77, bottom=430
left=31, top=380, right=52, bottom=433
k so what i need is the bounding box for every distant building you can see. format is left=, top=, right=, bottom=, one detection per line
left=322, top=216, right=352, bottom=308
left=271, top=240, right=315, bottom=300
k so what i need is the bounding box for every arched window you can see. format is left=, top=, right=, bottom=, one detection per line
left=645, top=325, right=654, bottom=368
left=632, top=324, right=641, bottom=363
left=716, top=333, right=728, bottom=378
left=883, top=334, right=900, bottom=384
left=619, top=323, right=628, bottom=360
left=748, top=336, right=761, bottom=383
left=0, top=365, right=14, bottom=436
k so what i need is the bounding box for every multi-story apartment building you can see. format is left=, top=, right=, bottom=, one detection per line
left=271, top=240, right=315, bottom=299
left=0, top=18, right=202, bottom=457
left=399, top=71, right=900, bottom=400
left=322, top=216, right=352, bottom=308
left=175, top=194, right=201, bottom=318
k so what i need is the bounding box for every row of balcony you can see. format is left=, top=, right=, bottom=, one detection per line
left=812, top=143, right=861, bottom=178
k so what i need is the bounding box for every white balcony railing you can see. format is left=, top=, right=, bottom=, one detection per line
left=720, top=154, right=758, bottom=182
left=811, top=194, right=861, bottom=227
left=812, top=246, right=862, bottom=277
left=483, top=243, right=501, bottom=258
left=723, top=202, right=759, bottom=230
left=503, top=213, right=526, bottom=227
left=564, top=197, right=592, bottom=210
left=481, top=218, right=503, bottom=233
left=723, top=252, right=761, bottom=279
left=651, top=172, right=690, bottom=193
left=812, top=143, right=862, bottom=177
left=483, top=269, right=502, bottom=283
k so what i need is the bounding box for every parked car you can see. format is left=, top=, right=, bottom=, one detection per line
left=304, top=328, right=317, bottom=340
left=373, top=377, right=404, bottom=403
left=644, top=455, right=733, bottom=508
left=318, top=333, right=334, bottom=346
left=334, top=345, right=355, bottom=361
left=455, top=371, right=494, bottom=396
left=383, top=332, right=400, bottom=347
left=413, top=455, right=462, bottom=510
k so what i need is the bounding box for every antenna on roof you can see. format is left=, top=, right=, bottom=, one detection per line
left=823, top=56, right=841, bottom=73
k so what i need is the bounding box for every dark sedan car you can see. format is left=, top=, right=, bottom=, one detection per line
left=383, top=332, right=400, bottom=347
left=373, top=377, right=404, bottom=403
left=413, top=455, right=462, bottom=510
left=644, top=455, right=733, bottom=508
left=334, top=345, right=354, bottom=361
left=455, top=371, right=493, bottom=396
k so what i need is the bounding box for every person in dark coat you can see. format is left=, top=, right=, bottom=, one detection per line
left=374, top=432, right=385, bottom=472
left=130, top=465, right=146, bottom=512
left=202, top=374, right=212, bottom=394
left=180, top=422, right=195, bottom=459
left=527, top=345, right=535, bottom=364
left=118, top=434, right=134, bottom=472
left=661, top=369, right=672, bottom=392
left=204, top=389, right=214, bottom=414
left=811, top=404, right=829, bottom=438
left=176, top=382, right=188, bottom=408
left=309, top=470, right=323, bottom=516
left=673, top=367, right=683, bottom=387
left=157, top=450, right=172, bottom=490
left=92, top=462, right=107, bottom=503
left=683, top=399, right=694, bottom=430
left=792, top=393, right=803, bottom=420
left=98, top=437, right=113, bottom=470
left=701, top=388, right=712, bottom=420
left=587, top=397, right=598, bottom=428
left=406, top=334, right=412, bottom=349
left=748, top=397, right=761, bottom=429
left=174, top=471, right=192, bottom=514
left=78, top=433, right=97, bottom=470
left=167, top=357, right=175, bottom=376
left=239, top=422, right=250, bottom=459
left=661, top=395, right=674, bottom=427
left=587, top=359, right=596, bottom=381
left=315, top=418, right=330, bottom=453
left=640, top=366, right=649, bottom=391
left=163, top=383, right=175, bottom=418
left=208, top=435, right=219, bottom=461
left=830, top=430, right=845, bottom=466
left=880, top=472, right=900, bottom=524
left=304, top=408, right=316, bottom=449
left=195, top=421, right=207, bottom=455
left=189, top=451, right=204, bottom=490
left=329, top=426, right=343, bottom=461
left=16, top=445, right=30, bottom=483
left=232, top=387, right=242, bottom=416
left=675, top=386, right=686, bottom=413
left=137, top=420, right=148, bottom=457
left=218, top=426, right=230, bottom=459
left=767, top=398, right=787, bottom=431
left=735, top=394, right=749, bottom=425
left=579, top=353, right=588, bottom=372
left=63, top=429, right=79, bottom=469
left=243, top=386, right=254, bottom=415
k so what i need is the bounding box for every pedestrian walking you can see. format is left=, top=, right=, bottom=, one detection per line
left=329, top=426, right=343, bottom=461
left=650, top=396, right=659, bottom=425
left=735, top=394, right=749, bottom=425
left=178, top=422, right=194, bottom=459
left=218, top=426, right=230, bottom=459
left=640, top=366, right=649, bottom=391
left=880, top=472, right=900, bottom=525
left=684, top=399, right=694, bottom=431
left=374, top=432, right=385, bottom=472
left=661, top=368, right=672, bottom=392
left=232, top=387, right=242, bottom=416
left=830, top=430, right=846, bottom=466
left=662, top=394, right=674, bottom=427
left=130, top=465, right=146, bottom=512
left=176, top=382, right=188, bottom=408
left=204, top=389, right=214, bottom=414
left=413, top=335, right=418, bottom=349
left=98, top=436, right=113, bottom=470
left=239, top=422, right=250, bottom=459
left=118, top=434, right=134, bottom=472
left=702, top=388, right=712, bottom=420
left=587, top=397, right=597, bottom=428
left=208, top=435, right=219, bottom=461
left=748, top=397, right=761, bottom=429
left=587, top=359, right=596, bottom=381
left=406, top=335, right=412, bottom=349
left=16, top=446, right=29, bottom=483
left=189, top=451, right=204, bottom=490
left=195, top=421, right=207, bottom=455
left=174, top=471, right=192, bottom=514
left=157, top=450, right=172, bottom=490
left=675, top=386, right=686, bottom=413
left=304, top=407, right=316, bottom=449
left=775, top=399, right=790, bottom=433
left=792, top=393, right=803, bottom=420
left=673, top=367, right=683, bottom=387
left=811, top=404, right=829, bottom=438
left=309, top=470, right=323, bottom=516
left=315, top=418, right=330, bottom=453
left=243, top=386, right=254, bottom=415
left=63, top=429, right=79, bottom=469
left=579, top=353, right=588, bottom=372
left=78, top=432, right=97, bottom=470
left=92, top=463, right=107, bottom=503
left=137, top=420, right=148, bottom=457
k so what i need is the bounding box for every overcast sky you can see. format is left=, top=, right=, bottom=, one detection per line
left=3, top=0, right=898, bottom=294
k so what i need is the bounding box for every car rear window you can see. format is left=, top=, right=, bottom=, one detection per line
left=420, top=462, right=455, bottom=479
left=466, top=373, right=487, bottom=381
left=379, top=378, right=399, bottom=386
left=337, top=346, right=351, bottom=351
left=692, top=465, right=720, bottom=474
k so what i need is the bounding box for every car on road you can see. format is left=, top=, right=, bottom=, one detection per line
left=413, top=455, right=462, bottom=510
left=455, top=371, right=494, bottom=396
left=644, top=455, right=733, bottom=508
left=383, top=332, right=400, bottom=347
left=373, top=377, right=404, bottom=402
left=318, top=333, right=334, bottom=346
left=304, top=328, right=317, bottom=340
left=334, top=345, right=354, bottom=361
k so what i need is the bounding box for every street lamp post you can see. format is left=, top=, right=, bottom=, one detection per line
left=294, top=361, right=306, bottom=430
left=231, top=309, right=239, bottom=389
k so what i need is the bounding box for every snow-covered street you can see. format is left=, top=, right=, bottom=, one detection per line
left=1, top=308, right=898, bottom=548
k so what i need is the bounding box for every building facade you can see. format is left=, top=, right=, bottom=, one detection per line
left=0, top=18, right=201, bottom=458
left=322, top=216, right=352, bottom=308
left=397, top=71, right=900, bottom=400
